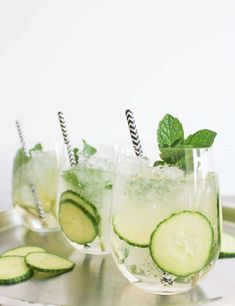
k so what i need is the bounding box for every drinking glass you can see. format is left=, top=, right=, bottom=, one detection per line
left=57, top=145, right=115, bottom=255
left=12, top=141, right=61, bottom=232
left=111, top=145, right=221, bottom=295
left=0, top=143, right=16, bottom=213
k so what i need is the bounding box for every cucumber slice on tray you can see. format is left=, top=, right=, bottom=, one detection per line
left=25, top=252, right=75, bottom=273
left=60, top=190, right=100, bottom=222
left=219, top=232, right=235, bottom=259
left=1, top=246, right=46, bottom=257
left=149, top=210, right=214, bottom=277
left=59, top=199, right=98, bottom=244
left=0, top=256, right=33, bottom=285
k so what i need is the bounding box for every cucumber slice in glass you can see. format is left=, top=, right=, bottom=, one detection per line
left=59, top=199, right=98, bottom=244
left=219, top=232, right=235, bottom=259
left=25, top=252, right=75, bottom=273
left=0, top=256, right=33, bottom=285
left=1, top=246, right=46, bottom=257
left=113, top=204, right=159, bottom=247
left=149, top=210, right=214, bottom=277
left=60, top=190, right=100, bottom=222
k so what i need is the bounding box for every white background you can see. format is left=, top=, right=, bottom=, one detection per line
left=0, top=0, right=234, bottom=210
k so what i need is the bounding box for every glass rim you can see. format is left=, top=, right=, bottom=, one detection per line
left=118, top=143, right=215, bottom=151
left=62, top=163, right=114, bottom=174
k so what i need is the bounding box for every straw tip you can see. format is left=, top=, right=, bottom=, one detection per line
left=125, top=109, right=133, bottom=116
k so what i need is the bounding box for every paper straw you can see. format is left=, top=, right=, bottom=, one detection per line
left=15, top=120, right=47, bottom=221
left=125, top=109, right=143, bottom=156
left=15, top=120, right=27, bottom=156
left=29, top=184, right=47, bottom=220
left=57, top=111, right=76, bottom=167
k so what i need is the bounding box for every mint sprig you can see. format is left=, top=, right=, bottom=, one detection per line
left=13, top=143, right=43, bottom=174
left=73, top=148, right=79, bottom=164
left=63, top=140, right=97, bottom=187
left=62, top=170, right=85, bottom=190
left=29, top=143, right=43, bottom=154
left=72, top=139, right=97, bottom=164
left=156, top=114, right=217, bottom=169
left=82, top=139, right=97, bottom=157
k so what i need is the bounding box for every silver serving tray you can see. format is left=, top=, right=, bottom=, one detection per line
left=0, top=204, right=235, bottom=306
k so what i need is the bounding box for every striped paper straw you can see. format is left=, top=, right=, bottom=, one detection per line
left=57, top=111, right=76, bottom=167
left=29, top=184, right=47, bottom=220
left=125, top=109, right=143, bottom=157
left=15, top=120, right=47, bottom=221
left=15, top=120, right=27, bottom=156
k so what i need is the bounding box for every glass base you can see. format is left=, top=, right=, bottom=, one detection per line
left=76, top=245, right=111, bottom=256
left=132, top=282, right=192, bottom=295
left=65, top=237, right=111, bottom=256
left=27, top=223, right=59, bottom=233
left=15, top=206, right=59, bottom=233
left=116, top=263, right=194, bottom=295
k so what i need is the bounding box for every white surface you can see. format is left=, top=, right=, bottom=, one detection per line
left=0, top=1, right=234, bottom=210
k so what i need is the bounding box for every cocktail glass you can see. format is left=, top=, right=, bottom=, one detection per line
left=111, top=145, right=221, bottom=295
left=58, top=145, right=115, bottom=255
left=12, top=142, right=61, bottom=232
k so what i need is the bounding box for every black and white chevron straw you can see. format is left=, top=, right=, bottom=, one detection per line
left=15, top=120, right=27, bottom=156
left=15, top=120, right=47, bottom=221
left=57, top=111, right=76, bottom=167
left=125, top=109, right=143, bottom=157
left=29, top=184, right=47, bottom=220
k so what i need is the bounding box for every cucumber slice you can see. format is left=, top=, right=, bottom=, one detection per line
left=60, top=190, right=100, bottom=222
left=34, top=271, right=66, bottom=280
left=59, top=199, right=98, bottom=244
left=113, top=204, right=159, bottom=247
left=219, top=232, right=235, bottom=259
left=25, top=252, right=75, bottom=273
left=149, top=210, right=214, bottom=277
left=1, top=246, right=46, bottom=257
left=0, top=256, right=33, bottom=285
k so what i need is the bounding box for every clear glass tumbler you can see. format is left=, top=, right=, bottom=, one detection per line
left=111, top=145, right=221, bottom=295
left=12, top=142, right=61, bottom=232
left=58, top=145, right=115, bottom=255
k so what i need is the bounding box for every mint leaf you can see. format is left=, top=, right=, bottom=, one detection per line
left=157, top=114, right=184, bottom=148
left=62, top=170, right=85, bottom=189
left=153, top=160, right=165, bottom=167
left=13, top=148, right=30, bottom=174
left=176, top=149, right=194, bottom=171
left=82, top=139, right=97, bottom=157
left=160, top=146, right=185, bottom=165
left=73, top=147, right=79, bottom=164
left=184, top=129, right=217, bottom=148
left=104, top=182, right=113, bottom=189
left=13, top=143, right=43, bottom=174
left=72, top=140, right=97, bottom=164
left=29, top=143, right=43, bottom=154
